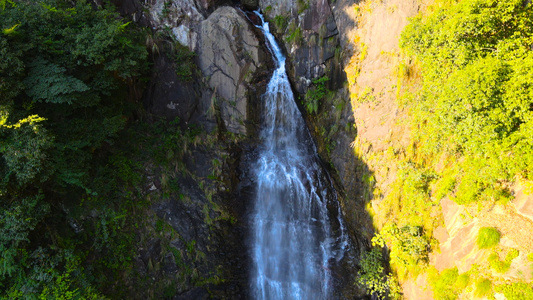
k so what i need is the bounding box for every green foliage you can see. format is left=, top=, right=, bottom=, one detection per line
left=488, top=252, right=509, bottom=273
left=381, top=162, right=438, bottom=232
left=174, top=43, right=195, bottom=81
left=428, top=267, right=464, bottom=300
left=23, top=58, right=90, bottom=104
left=475, top=278, right=492, bottom=298
left=304, top=76, right=329, bottom=114
left=273, top=15, right=288, bottom=32
left=506, top=248, right=519, bottom=260
left=400, top=0, right=533, bottom=204
left=1, top=114, right=52, bottom=184
left=3, top=248, right=103, bottom=299
left=285, top=24, right=303, bottom=45
left=488, top=248, right=519, bottom=273
left=357, top=248, right=386, bottom=297
left=37, top=253, right=100, bottom=300
left=1, top=0, right=148, bottom=191
left=357, top=247, right=400, bottom=300
left=495, top=282, right=533, bottom=300
left=296, top=0, right=309, bottom=14
left=0, top=195, right=49, bottom=278
left=372, top=224, right=429, bottom=279
left=0, top=0, right=148, bottom=297
left=433, top=168, right=457, bottom=201
left=476, top=227, right=500, bottom=249
left=161, top=1, right=172, bottom=18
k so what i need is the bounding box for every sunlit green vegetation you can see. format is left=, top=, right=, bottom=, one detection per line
left=494, top=281, right=533, bottom=300
left=400, top=0, right=533, bottom=205
left=372, top=224, right=429, bottom=280
left=476, top=227, right=500, bottom=249
left=360, top=0, right=533, bottom=297
left=474, top=278, right=492, bottom=298
left=357, top=247, right=401, bottom=299
left=488, top=248, right=518, bottom=273
left=428, top=267, right=470, bottom=300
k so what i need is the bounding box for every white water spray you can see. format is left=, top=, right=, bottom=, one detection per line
left=250, top=12, right=348, bottom=299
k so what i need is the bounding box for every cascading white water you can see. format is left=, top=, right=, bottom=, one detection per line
left=250, top=12, right=348, bottom=299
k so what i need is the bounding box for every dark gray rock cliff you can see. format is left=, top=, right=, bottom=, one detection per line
left=110, top=0, right=373, bottom=298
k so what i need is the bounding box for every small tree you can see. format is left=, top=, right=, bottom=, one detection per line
left=358, top=247, right=401, bottom=299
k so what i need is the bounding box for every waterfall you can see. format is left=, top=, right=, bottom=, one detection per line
left=250, top=11, right=348, bottom=299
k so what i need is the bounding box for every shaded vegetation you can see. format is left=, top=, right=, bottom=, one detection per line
left=304, top=76, right=329, bottom=114
left=0, top=0, right=150, bottom=297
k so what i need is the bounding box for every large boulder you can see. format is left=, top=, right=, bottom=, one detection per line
left=142, top=3, right=271, bottom=134
left=197, top=6, right=271, bottom=134
left=148, top=0, right=212, bottom=49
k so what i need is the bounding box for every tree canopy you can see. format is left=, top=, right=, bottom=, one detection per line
left=400, top=0, right=533, bottom=204
left=0, top=0, right=148, bottom=297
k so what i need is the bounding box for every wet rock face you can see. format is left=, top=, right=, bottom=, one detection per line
left=197, top=6, right=271, bottom=134
left=258, top=0, right=342, bottom=93
left=142, top=54, right=203, bottom=125
left=242, top=0, right=259, bottom=10
left=124, top=0, right=368, bottom=298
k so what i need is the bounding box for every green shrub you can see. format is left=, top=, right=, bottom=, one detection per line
left=488, top=252, right=509, bottom=273
left=489, top=248, right=519, bottom=273
left=456, top=273, right=470, bottom=289
left=372, top=224, right=429, bottom=279
left=429, top=267, right=460, bottom=300
left=285, top=26, right=303, bottom=45
left=507, top=248, right=519, bottom=261
left=495, top=282, right=533, bottom=300
left=357, top=248, right=388, bottom=298
left=476, top=227, right=500, bottom=249
left=304, top=76, right=329, bottom=114
left=273, top=15, right=288, bottom=32
left=357, top=248, right=401, bottom=299
left=475, top=279, right=492, bottom=298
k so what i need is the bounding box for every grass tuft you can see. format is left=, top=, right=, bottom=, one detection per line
left=476, top=227, right=500, bottom=249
